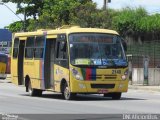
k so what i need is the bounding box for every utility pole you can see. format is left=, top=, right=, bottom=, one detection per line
left=103, top=0, right=111, bottom=10
left=23, top=8, right=26, bottom=32
left=17, top=3, right=27, bottom=32
left=103, top=0, right=107, bottom=10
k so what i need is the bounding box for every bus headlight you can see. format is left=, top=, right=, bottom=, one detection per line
left=121, top=75, right=127, bottom=80
left=71, top=68, right=83, bottom=80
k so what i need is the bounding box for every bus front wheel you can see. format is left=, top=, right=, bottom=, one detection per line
left=63, top=83, right=76, bottom=100
left=28, top=81, right=42, bottom=97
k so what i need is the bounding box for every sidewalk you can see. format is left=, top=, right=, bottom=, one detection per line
left=0, top=79, right=11, bottom=83
left=129, top=85, right=160, bottom=92
left=0, top=74, right=11, bottom=83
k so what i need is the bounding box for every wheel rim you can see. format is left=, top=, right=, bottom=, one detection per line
left=28, top=82, right=32, bottom=95
left=64, top=87, right=70, bottom=99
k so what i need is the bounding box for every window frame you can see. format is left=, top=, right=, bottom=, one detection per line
left=24, top=36, right=35, bottom=59
left=12, top=37, right=20, bottom=59
left=34, top=36, right=45, bottom=60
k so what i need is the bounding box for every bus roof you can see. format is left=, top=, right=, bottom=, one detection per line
left=14, top=26, right=119, bottom=38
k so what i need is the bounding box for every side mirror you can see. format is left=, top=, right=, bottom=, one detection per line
left=57, top=34, right=66, bottom=41
left=60, top=41, right=66, bottom=52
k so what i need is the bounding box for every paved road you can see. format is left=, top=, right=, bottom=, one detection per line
left=0, top=81, right=160, bottom=119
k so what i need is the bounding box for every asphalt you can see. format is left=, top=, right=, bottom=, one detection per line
left=0, top=76, right=160, bottom=92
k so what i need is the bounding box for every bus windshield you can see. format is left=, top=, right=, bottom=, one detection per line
left=69, top=33, right=127, bottom=67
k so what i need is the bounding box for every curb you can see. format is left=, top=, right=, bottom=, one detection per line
left=129, top=85, right=160, bottom=92
left=0, top=80, right=11, bottom=83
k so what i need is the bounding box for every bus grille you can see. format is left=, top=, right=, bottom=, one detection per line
left=104, top=75, right=117, bottom=79
left=91, top=84, right=115, bottom=89
left=88, top=74, right=117, bottom=80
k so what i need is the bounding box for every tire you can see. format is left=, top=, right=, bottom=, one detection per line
left=111, top=93, right=122, bottom=100
left=63, top=83, right=76, bottom=100
left=28, top=81, right=42, bottom=97
left=103, top=93, right=112, bottom=97
left=104, top=92, right=121, bottom=100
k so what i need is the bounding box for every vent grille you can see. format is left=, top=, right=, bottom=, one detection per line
left=91, top=84, right=115, bottom=89
left=104, top=75, right=117, bottom=79
left=88, top=74, right=117, bottom=80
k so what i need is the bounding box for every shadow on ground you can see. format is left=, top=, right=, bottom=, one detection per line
left=21, top=93, right=146, bottom=101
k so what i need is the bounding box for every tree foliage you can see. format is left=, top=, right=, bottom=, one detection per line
left=2, top=0, right=160, bottom=37
left=5, top=21, right=23, bottom=32
left=137, top=14, right=160, bottom=33
left=2, top=0, right=44, bottom=31
left=112, top=7, right=160, bottom=38
left=112, top=7, right=148, bottom=36
left=2, top=0, right=44, bottom=19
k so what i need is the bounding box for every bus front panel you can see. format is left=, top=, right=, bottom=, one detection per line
left=69, top=66, right=128, bottom=93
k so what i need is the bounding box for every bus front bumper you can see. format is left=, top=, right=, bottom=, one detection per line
left=70, top=80, right=128, bottom=94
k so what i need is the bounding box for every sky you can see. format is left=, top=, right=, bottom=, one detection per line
left=0, top=0, right=160, bottom=28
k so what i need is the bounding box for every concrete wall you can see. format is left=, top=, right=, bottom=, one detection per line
left=132, top=68, right=144, bottom=85
left=131, top=68, right=160, bottom=86
left=148, top=68, right=160, bottom=86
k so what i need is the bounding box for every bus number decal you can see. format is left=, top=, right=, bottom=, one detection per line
left=112, top=70, right=121, bottom=74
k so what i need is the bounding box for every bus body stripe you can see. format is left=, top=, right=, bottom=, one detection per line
left=81, top=68, right=86, bottom=80
left=81, top=68, right=97, bottom=81
left=40, top=60, right=44, bottom=89
left=40, top=36, right=46, bottom=89
left=91, top=68, right=96, bottom=80
left=86, top=68, right=91, bottom=80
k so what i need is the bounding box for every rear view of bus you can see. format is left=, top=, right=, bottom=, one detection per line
left=0, top=53, right=8, bottom=79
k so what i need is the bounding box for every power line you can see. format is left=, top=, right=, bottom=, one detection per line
left=0, top=2, right=23, bottom=21
left=0, top=2, right=26, bottom=31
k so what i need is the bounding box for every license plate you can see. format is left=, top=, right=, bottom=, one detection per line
left=98, top=89, right=108, bottom=93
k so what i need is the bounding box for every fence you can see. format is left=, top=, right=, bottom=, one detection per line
left=127, top=40, right=160, bottom=86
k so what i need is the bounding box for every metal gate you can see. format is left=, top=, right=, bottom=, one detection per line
left=127, top=40, right=160, bottom=85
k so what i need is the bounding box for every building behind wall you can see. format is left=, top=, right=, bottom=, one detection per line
left=0, top=29, right=12, bottom=54
left=0, top=29, right=12, bottom=74
left=126, top=36, right=160, bottom=86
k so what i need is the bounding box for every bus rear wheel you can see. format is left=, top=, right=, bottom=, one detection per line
left=28, top=81, right=42, bottom=97
left=104, top=92, right=121, bottom=100
left=63, top=83, right=76, bottom=100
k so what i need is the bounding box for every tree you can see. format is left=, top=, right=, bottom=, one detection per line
left=112, top=7, right=148, bottom=36
left=5, top=21, right=23, bottom=32
left=70, top=1, right=97, bottom=28
left=33, top=0, right=96, bottom=29
left=4, top=0, right=160, bottom=36
left=2, top=0, right=44, bottom=19
left=2, top=0, right=44, bottom=31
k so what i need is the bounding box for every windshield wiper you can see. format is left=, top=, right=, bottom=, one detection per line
left=110, top=59, right=117, bottom=67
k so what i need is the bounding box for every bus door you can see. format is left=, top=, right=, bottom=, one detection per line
left=44, top=38, right=56, bottom=89
left=18, top=40, right=25, bottom=85
left=55, top=34, right=68, bottom=68
left=55, top=34, right=69, bottom=85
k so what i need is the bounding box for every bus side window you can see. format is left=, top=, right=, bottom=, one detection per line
left=34, top=36, right=45, bottom=59
left=13, top=38, right=19, bottom=58
left=25, top=37, right=34, bottom=59
left=56, top=41, right=67, bottom=59
left=61, top=41, right=67, bottom=59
